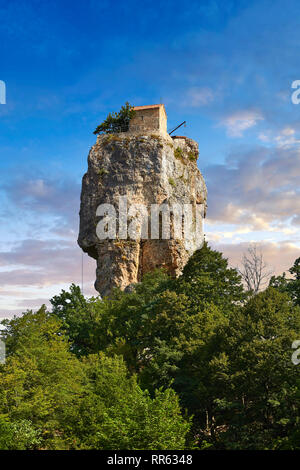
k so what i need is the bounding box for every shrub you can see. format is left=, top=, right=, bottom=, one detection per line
left=74, top=354, right=191, bottom=450
left=97, top=168, right=109, bottom=177
left=188, top=151, right=198, bottom=161
left=94, top=102, right=135, bottom=135
left=0, top=416, right=41, bottom=450
left=174, top=147, right=183, bottom=160
left=102, top=134, right=122, bottom=145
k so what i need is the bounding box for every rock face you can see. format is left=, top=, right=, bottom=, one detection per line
left=78, top=132, right=207, bottom=297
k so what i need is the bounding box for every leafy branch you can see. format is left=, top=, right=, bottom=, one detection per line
left=93, top=102, right=136, bottom=135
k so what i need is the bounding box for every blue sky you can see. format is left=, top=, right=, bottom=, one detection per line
left=0, top=0, right=300, bottom=316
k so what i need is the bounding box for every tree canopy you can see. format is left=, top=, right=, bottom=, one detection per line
left=93, top=102, right=135, bottom=135
left=1, top=243, right=300, bottom=449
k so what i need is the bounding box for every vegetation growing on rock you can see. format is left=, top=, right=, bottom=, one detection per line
left=94, top=102, right=136, bottom=135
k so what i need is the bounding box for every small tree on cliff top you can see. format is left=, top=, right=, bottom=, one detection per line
left=93, top=102, right=136, bottom=135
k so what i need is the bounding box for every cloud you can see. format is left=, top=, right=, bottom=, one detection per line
left=258, top=133, right=271, bottom=143
left=184, top=87, right=215, bottom=107
left=1, top=173, right=81, bottom=239
left=209, top=239, right=300, bottom=278
left=271, top=127, right=300, bottom=148
left=0, top=238, right=98, bottom=318
left=219, top=110, right=264, bottom=137
left=258, top=127, right=300, bottom=148
left=2, top=175, right=80, bottom=220
left=0, top=238, right=96, bottom=287
left=0, top=169, right=99, bottom=318
left=204, top=144, right=300, bottom=230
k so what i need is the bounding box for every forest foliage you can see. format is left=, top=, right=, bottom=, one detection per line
left=1, top=242, right=300, bottom=450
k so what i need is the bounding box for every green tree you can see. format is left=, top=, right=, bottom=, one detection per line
left=138, top=294, right=228, bottom=441
left=50, top=283, right=106, bottom=356
left=6, top=242, right=300, bottom=450
left=0, top=415, right=14, bottom=450
left=177, top=241, right=247, bottom=314
left=288, top=257, right=300, bottom=306
left=269, top=257, right=300, bottom=306
left=0, top=307, right=85, bottom=448
left=0, top=304, right=191, bottom=450
left=93, top=102, right=135, bottom=135
left=0, top=416, right=41, bottom=450
left=72, top=353, right=191, bottom=450
left=204, top=288, right=300, bottom=449
left=50, top=271, right=172, bottom=368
